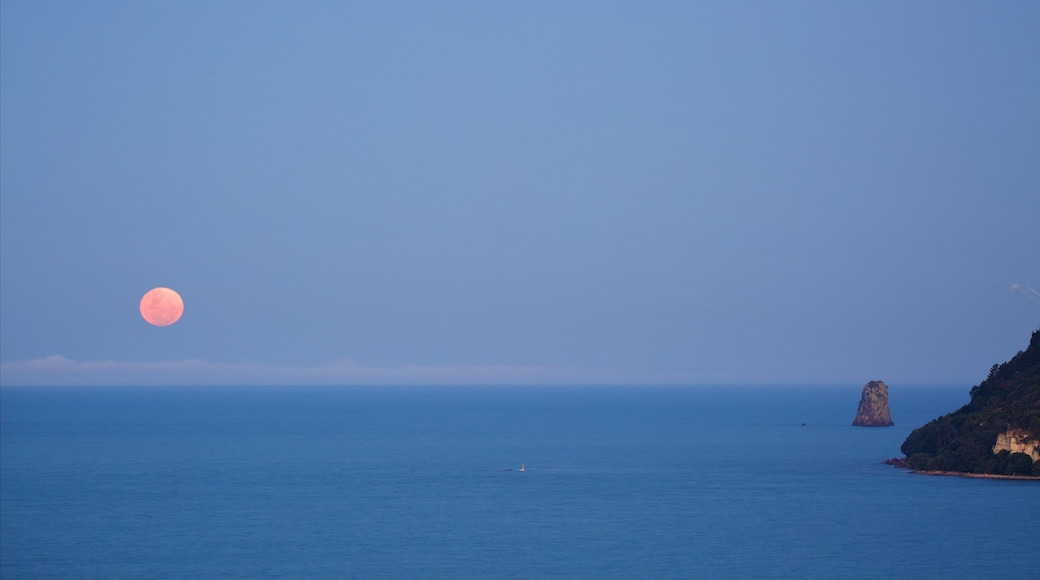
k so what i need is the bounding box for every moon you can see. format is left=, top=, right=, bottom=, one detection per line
left=140, top=287, right=184, bottom=326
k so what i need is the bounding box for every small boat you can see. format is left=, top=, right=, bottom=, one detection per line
left=520, top=463, right=525, bottom=472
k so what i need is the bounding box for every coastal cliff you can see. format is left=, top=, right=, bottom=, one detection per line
left=891, top=329, right=1040, bottom=477
left=992, top=429, right=1040, bottom=462
left=853, top=380, right=894, bottom=426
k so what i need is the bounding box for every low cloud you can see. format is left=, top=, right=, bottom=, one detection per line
left=1010, top=284, right=1040, bottom=306
left=0, top=355, right=667, bottom=387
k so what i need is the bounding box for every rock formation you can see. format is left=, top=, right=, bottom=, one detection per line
left=852, top=380, right=894, bottom=426
left=993, top=430, right=1040, bottom=462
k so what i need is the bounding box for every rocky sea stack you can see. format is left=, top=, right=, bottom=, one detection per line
left=852, top=380, right=894, bottom=426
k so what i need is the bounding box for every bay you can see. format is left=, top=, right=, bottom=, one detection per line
left=1, top=386, right=1036, bottom=579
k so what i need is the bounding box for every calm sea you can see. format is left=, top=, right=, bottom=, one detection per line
left=1, top=385, right=1037, bottom=579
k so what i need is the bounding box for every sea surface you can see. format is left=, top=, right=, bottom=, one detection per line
left=1, top=385, right=1037, bottom=579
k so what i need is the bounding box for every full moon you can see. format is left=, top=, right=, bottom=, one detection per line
left=140, top=287, right=184, bottom=326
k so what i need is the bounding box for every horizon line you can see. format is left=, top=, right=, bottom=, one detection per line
left=0, top=354, right=977, bottom=389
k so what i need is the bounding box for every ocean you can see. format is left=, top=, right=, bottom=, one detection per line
left=1, top=385, right=1037, bottom=579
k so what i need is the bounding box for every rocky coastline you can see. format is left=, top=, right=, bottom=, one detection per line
left=884, top=457, right=1040, bottom=480
left=886, top=329, right=1040, bottom=478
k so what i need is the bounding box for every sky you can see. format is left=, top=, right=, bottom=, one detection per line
left=2, top=1, right=1038, bottom=387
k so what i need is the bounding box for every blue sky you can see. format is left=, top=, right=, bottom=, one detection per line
left=2, top=1, right=1038, bottom=386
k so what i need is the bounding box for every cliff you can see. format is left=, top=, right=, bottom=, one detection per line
left=893, top=329, right=1040, bottom=477
left=852, top=380, right=894, bottom=426
left=992, top=430, right=1040, bottom=462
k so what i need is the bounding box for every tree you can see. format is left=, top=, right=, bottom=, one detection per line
left=1005, top=453, right=1034, bottom=476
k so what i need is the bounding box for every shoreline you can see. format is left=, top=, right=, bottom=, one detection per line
left=911, top=470, right=1040, bottom=481
left=884, top=458, right=1039, bottom=480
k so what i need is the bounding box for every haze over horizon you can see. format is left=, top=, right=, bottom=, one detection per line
left=2, top=2, right=1038, bottom=387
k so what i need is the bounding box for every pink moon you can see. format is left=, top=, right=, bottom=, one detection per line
left=140, top=287, right=184, bottom=326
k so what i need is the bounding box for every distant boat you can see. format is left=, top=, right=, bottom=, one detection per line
left=520, top=463, right=525, bottom=472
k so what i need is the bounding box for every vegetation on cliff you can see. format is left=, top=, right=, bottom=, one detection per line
left=897, top=329, right=1040, bottom=477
